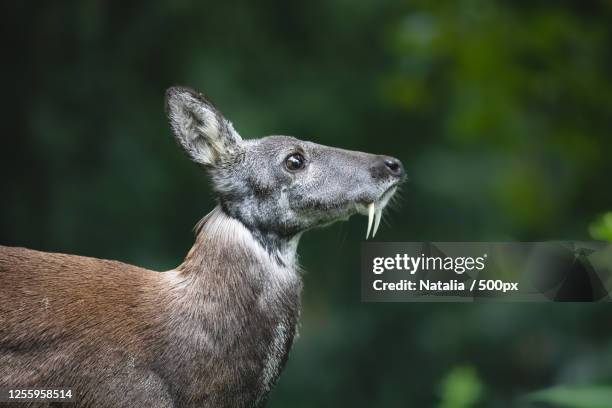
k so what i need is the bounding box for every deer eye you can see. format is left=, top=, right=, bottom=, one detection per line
left=285, top=153, right=306, bottom=172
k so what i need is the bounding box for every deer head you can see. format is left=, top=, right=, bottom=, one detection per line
left=166, top=86, right=406, bottom=251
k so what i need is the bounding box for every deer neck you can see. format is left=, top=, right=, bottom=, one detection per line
left=176, top=206, right=301, bottom=284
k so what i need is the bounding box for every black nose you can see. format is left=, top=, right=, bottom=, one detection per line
left=371, top=156, right=405, bottom=180
left=384, top=157, right=403, bottom=177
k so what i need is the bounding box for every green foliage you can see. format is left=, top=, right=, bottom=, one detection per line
left=385, top=1, right=612, bottom=236
left=526, top=386, right=612, bottom=408
left=590, top=213, right=612, bottom=242
left=439, top=366, right=482, bottom=408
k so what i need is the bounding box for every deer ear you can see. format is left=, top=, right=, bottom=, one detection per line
left=165, top=86, right=242, bottom=167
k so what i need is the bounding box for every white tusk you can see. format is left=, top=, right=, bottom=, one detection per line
left=372, top=208, right=382, bottom=237
left=366, top=203, right=375, bottom=239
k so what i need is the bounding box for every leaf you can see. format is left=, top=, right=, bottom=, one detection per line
left=526, top=386, right=612, bottom=408
left=439, top=366, right=482, bottom=408
left=589, top=212, right=612, bottom=242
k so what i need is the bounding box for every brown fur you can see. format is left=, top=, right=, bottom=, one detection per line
left=0, top=207, right=302, bottom=408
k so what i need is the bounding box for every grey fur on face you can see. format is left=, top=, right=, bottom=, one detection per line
left=166, top=87, right=406, bottom=250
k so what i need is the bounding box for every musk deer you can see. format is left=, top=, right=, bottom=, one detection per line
left=0, top=87, right=405, bottom=407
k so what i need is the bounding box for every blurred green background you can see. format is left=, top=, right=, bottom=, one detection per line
left=2, top=1, right=612, bottom=407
